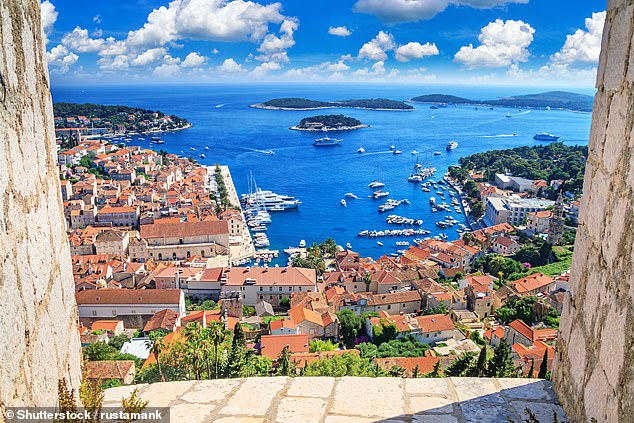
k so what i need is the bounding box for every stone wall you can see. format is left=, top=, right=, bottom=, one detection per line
left=553, top=1, right=634, bottom=421
left=0, top=0, right=81, bottom=418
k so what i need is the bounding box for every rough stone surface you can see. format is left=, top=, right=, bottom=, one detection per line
left=553, top=1, right=634, bottom=421
left=0, top=0, right=81, bottom=419
left=104, top=377, right=566, bottom=422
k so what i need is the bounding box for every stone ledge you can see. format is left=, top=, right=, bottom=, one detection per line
left=104, top=377, right=566, bottom=422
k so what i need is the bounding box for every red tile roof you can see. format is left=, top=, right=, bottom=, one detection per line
left=140, top=220, right=228, bottom=239
left=76, top=288, right=182, bottom=305
left=260, top=334, right=309, bottom=359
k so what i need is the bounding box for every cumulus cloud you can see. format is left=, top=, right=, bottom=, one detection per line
left=256, top=18, right=298, bottom=63
left=182, top=52, right=207, bottom=67
left=216, top=58, right=246, bottom=73
left=284, top=60, right=351, bottom=79
left=40, top=0, right=58, bottom=44
left=251, top=61, right=281, bottom=77
left=328, top=26, right=352, bottom=37
left=395, top=42, right=439, bottom=62
left=62, top=27, right=105, bottom=52
left=353, top=0, right=529, bottom=23
left=358, top=31, right=396, bottom=61
left=130, top=48, right=168, bottom=66
left=46, top=44, right=78, bottom=73
left=353, top=60, right=399, bottom=78
left=550, top=11, right=605, bottom=65
left=454, top=19, right=535, bottom=68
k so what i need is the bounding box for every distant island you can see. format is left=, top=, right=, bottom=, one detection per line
left=409, top=91, right=594, bottom=113
left=290, top=114, right=368, bottom=131
left=53, top=102, right=191, bottom=134
left=252, top=97, right=414, bottom=111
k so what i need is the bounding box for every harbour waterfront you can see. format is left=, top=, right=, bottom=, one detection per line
left=52, top=84, right=593, bottom=259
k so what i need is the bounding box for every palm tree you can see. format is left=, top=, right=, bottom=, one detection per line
left=207, top=321, right=228, bottom=379
left=362, top=271, right=373, bottom=292
left=182, top=323, right=203, bottom=379
left=146, top=331, right=166, bottom=382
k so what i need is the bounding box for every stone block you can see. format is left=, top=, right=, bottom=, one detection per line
left=510, top=400, right=568, bottom=423
left=450, top=377, right=505, bottom=403
left=275, top=397, right=327, bottom=422
left=179, top=379, right=241, bottom=404
left=169, top=403, right=216, bottom=423
left=497, top=379, right=555, bottom=401
left=409, top=396, right=455, bottom=414
left=219, top=377, right=289, bottom=417
left=405, top=378, right=452, bottom=397
left=140, top=381, right=197, bottom=407
left=331, top=377, right=404, bottom=418
left=412, top=415, right=459, bottom=423
left=458, top=403, right=516, bottom=423
left=286, top=377, right=335, bottom=398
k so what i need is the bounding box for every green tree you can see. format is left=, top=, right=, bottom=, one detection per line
left=108, top=334, right=130, bottom=351
left=486, top=339, right=519, bottom=378
left=427, top=360, right=442, bottom=378
left=225, top=323, right=247, bottom=377
left=446, top=352, right=476, bottom=377
left=208, top=321, right=228, bottom=378
left=538, top=349, right=549, bottom=379
left=309, top=339, right=338, bottom=352
left=474, top=347, right=488, bottom=377
left=146, top=331, right=166, bottom=382
left=83, top=341, right=116, bottom=361
left=470, top=201, right=485, bottom=219
left=276, top=345, right=294, bottom=376
left=372, top=321, right=398, bottom=345
left=279, top=297, right=291, bottom=311
left=337, top=310, right=363, bottom=348
left=302, top=352, right=385, bottom=377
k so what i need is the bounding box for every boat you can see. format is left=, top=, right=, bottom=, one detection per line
left=313, top=137, right=343, bottom=146
left=346, top=243, right=352, bottom=249
left=200, top=153, right=205, bottom=159
left=340, top=199, right=347, bottom=207
left=377, top=241, right=384, bottom=246
left=446, top=141, right=458, bottom=151
left=368, top=181, right=385, bottom=189
left=434, top=151, right=442, bottom=156
left=506, top=112, right=512, bottom=118
left=408, top=175, right=423, bottom=183
left=155, top=140, right=165, bottom=144
left=411, top=150, right=418, bottom=155
left=299, top=239, right=306, bottom=248
left=373, top=190, right=390, bottom=199
left=430, top=105, right=439, bottom=110
left=429, top=196, right=436, bottom=205
left=393, top=150, right=402, bottom=155
left=345, top=193, right=359, bottom=199
left=241, top=188, right=301, bottom=211
left=189, top=147, right=195, bottom=151
left=390, top=145, right=395, bottom=150
left=138, top=137, right=145, bottom=141
left=533, top=133, right=560, bottom=141
left=357, top=147, right=366, bottom=153
left=205, top=146, right=210, bottom=150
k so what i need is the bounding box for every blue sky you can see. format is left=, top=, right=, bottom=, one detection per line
left=43, top=0, right=605, bottom=87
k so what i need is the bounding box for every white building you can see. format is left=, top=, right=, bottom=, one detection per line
left=484, top=195, right=554, bottom=227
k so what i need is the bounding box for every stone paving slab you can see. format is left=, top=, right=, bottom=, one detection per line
left=104, top=377, right=567, bottom=422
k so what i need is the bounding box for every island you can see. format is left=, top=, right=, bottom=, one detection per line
left=409, top=91, right=594, bottom=113
left=290, top=114, right=368, bottom=131
left=53, top=102, right=191, bottom=134
left=251, top=97, right=414, bottom=111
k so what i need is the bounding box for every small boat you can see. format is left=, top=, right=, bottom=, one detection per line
left=506, top=112, right=512, bottom=118
left=393, top=150, right=402, bottom=155
left=346, top=243, right=352, bottom=249
left=190, top=147, right=195, bottom=151
left=138, top=137, right=145, bottom=141
left=340, top=199, right=347, bottom=207
left=373, top=190, right=390, bottom=199
left=345, top=193, right=359, bottom=199
left=411, top=150, right=418, bottom=155
left=430, top=105, right=439, bottom=110
left=533, top=133, right=560, bottom=141
left=377, top=241, right=384, bottom=246
left=446, top=141, right=458, bottom=151
left=299, top=240, right=306, bottom=248
left=434, top=151, right=442, bottom=156
left=151, top=136, right=161, bottom=141
left=156, top=140, right=165, bottom=144
left=390, top=145, right=395, bottom=150
left=200, top=153, right=205, bottom=159
left=205, top=146, right=210, bottom=150
left=368, top=181, right=385, bottom=189
left=358, top=147, right=366, bottom=153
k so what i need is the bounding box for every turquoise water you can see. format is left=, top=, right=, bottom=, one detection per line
left=52, top=84, right=593, bottom=259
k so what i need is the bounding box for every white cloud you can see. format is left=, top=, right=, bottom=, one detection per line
left=328, top=26, right=352, bottom=37
left=353, top=0, right=529, bottom=23
left=216, top=58, right=246, bottom=73
left=131, top=48, right=168, bottom=66
left=454, top=19, right=535, bottom=68
left=212, top=48, right=220, bottom=54
left=182, top=52, right=207, bottom=67
left=256, top=18, right=298, bottom=63
left=46, top=44, right=78, bottom=73
left=551, top=11, right=605, bottom=65
left=395, top=42, right=439, bottom=62
left=353, top=60, right=400, bottom=78
left=40, top=0, right=57, bottom=44
left=251, top=61, right=281, bottom=77
left=61, top=27, right=105, bottom=53
left=284, top=60, right=351, bottom=79
left=506, top=63, right=598, bottom=86
left=358, top=31, right=396, bottom=61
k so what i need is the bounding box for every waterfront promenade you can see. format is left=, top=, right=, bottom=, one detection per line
left=218, top=165, right=255, bottom=262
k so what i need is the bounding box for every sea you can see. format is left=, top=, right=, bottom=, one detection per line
left=51, top=84, right=593, bottom=262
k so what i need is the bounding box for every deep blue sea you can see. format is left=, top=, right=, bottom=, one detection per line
left=52, top=84, right=593, bottom=260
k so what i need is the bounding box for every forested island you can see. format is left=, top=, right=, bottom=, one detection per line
left=53, top=102, right=191, bottom=133
left=252, top=97, right=414, bottom=111
left=290, top=114, right=368, bottom=131
left=457, top=143, right=588, bottom=193
left=410, top=91, right=594, bottom=113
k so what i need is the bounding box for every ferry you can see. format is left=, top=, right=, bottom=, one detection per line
left=313, top=137, right=342, bottom=146
left=446, top=141, right=458, bottom=151
left=533, top=133, right=560, bottom=141
left=357, top=147, right=366, bottom=153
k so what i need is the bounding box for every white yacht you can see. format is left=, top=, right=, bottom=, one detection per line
left=368, top=180, right=385, bottom=189
left=345, top=193, right=359, bottom=199
left=411, top=150, right=418, bottom=155
left=241, top=188, right=300, bottom=211
left=299, top=239, right=306, bottom=248
left=358, top=147, right=366, bottom=153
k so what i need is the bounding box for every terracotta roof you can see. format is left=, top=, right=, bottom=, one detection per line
left=494, top=236, right=517, bottom=247
left=221, top=267, right=316, bottom=287
left=76, top=288, right=182, bottom=305
left=260, top=334, right=309, bottom=359
left=99, top=205, right=138, bottom=214
left=289, top=305, right=335, bottom=328
left=417, top=314, right=456, bottom=333
left=269, top=318, right=297, bottom=331
left=143, top=309, right=179, bottom=332
left=509, top=273, right=554, bottom=294
left=375, top=357, right=440, bottom=376
left=86, top=360, right=135, bottom=380
left=91, top=320, right=122, bottom=332
left=291, top=350, right=359, bottom=367
left=140, top=220, right=228, bottom=239
left=365, top=290, right=422, bottom=306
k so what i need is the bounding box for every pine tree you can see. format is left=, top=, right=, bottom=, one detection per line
left=446, top=352, right=476, bottom=376
left=276, top=345, right=294, bottom=376
left=429, top=360, right=442, bottom=378
left=527, top=358, right=535, bottom=378
left=225, top=324, right=247, bottom=377
left=538, top=349, right=549, bottom=379
left=475, top=346, right=488, bottom=377
left=486, top=339, right=518, bottom=378
left=412, top=365, right=420, bottom=378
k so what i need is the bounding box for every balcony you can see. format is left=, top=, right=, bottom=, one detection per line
left=104, top=377, right=566, bottom=422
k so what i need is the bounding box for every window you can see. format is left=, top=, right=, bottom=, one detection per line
left=298, top=287, right=302, bottom=292
left=387, top=305, right=391, bottom=310
left=279, top=287, right=282, bottom=292
left=92, top=310, right=96, bottom=316
left=269, top=287, right=273, bottom=292
left=259, top=287, right=263, bottom=292
left=260, top=295, right=263, bottom=300
left=112, top=310, right=117, bottom=316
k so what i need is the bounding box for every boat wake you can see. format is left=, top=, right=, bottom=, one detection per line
left=215, top=104, right=227, bottom=108
left=242, top=147, right=275, bottom=155
left=514, top=110, right=531, bottom=116
left=479, top=133, right=519, bottom=138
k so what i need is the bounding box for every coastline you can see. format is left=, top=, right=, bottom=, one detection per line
left=289, top=124, right=369, bottom=131
left=250, top=103, right=413, bottom=112
left=406, top=100, right=591, bottom=114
